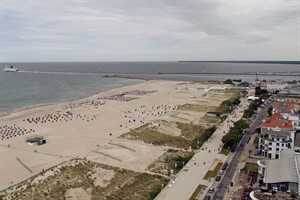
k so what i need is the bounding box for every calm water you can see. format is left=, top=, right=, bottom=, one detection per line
left=0, top=62, right=299, bottom=115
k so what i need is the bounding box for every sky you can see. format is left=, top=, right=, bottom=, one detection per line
left=1, top=0, right=299, bottom=62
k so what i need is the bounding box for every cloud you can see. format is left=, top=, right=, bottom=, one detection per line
left=1, top=0, right=299, bottom=61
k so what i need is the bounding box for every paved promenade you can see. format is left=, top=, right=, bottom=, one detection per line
left=156, top=98, right=249, bottom=200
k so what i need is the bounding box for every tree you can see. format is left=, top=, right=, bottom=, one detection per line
left=224, top=79, right=234, bottom=84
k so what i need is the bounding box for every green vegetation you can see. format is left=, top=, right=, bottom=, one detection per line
left=120, top=123, right=190, bottom=149
left=243, top=162, right=259, bottom=173
left=243, top=87, right=270, bottom=119
left=203, top=162, right=223, bottom=179
left=178, top=104, right=218, bottom=112
left=223, top=79, right=234, bottom=84
left=189, top=184, right=207, bottom=200
left=253, top=136, right=259, bottom=145
left=201, top=115, right=220, bottom=124
left=121, top=122, right=215, bottom=150
left=148, top=149, right=194, bottom=175
left=255, top=87, right=269, bottom=97
left=219, top=146, right=230, bottom=156
left=218, top=96, right=241, bottom=114
left=176, top=122, right=204, bottom=140
left=191, top=126, right=216, bottom=150
left=0, top=159, right=169, bottom=200
left=243, top=100, right=260, bottom=118
left=221, top=119, right=249, bottom=149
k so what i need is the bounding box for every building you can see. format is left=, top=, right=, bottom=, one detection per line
left=266, top=82, right=288, bottom=92
left=257, top=149, right=300, bottom=195
left=275, top=86, right=300, bottom=106
left=258, top=127, right=295, bottom=159
left=261, top=113, right=293, bottom=129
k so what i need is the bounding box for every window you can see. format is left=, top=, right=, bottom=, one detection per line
left=269, top=147, right=272, bottom=150
left=277, top=143, right=279, bottom=146
left=276, top=148, right=279, bottom=151
left=268, top=153, right=272, bottom=159
left=269, top=142, right=272, bottom=145
left=275, top=154, right=279, bottom=159
left=282, top=144, right=284, bottom=147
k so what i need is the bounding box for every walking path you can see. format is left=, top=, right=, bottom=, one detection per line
left=155, top=98, right=249, bottom=200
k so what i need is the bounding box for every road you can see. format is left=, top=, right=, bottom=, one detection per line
left=212, top=101, right=272, bottom=200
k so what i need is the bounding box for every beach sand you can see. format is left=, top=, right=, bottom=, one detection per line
left=0, top=80, right=229, bottom=190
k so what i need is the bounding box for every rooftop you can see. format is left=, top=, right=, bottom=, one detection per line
left=273, top=102, right=295, bottom=110
left=261, top=127, right=294, bottom=138
left=264, top=149, right=299, bottom=183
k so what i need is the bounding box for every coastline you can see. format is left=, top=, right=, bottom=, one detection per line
left=0, top=79, right=240, bottom=191
left=0, top=78, right=145, bottom=118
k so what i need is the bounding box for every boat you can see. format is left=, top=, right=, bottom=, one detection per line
left=3, top=66, right=19, bottom=72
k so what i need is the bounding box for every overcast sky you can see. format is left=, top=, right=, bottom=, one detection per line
left=1, top=0, right=299, bottom=62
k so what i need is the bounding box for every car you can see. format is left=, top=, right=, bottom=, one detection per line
left=219, top=170, right=224, bottom=175
left=215, top=175, right=221, bottom=181
left=222, top=162, right=229, bottom=170
left=203, top=195, right=211, bottom=200
left=208, top=188, right=215, bottom=193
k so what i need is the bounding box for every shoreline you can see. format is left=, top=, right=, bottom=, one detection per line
left=0, top=79, right=241, bottom=190
left=0, top=78, right=145, bottom=118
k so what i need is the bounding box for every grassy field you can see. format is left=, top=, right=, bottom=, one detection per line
left=203, top=162, right=223, bottom=180
left=243, top=162, right=259, bottom=173
left=120, top=123, right=192, bottom=149
left=189, top=184, right=207, bottom=200
left=120, top=122, right=206, bottom=149
left=219, top=146, right=230, bottom=156
left=201, top=115, right=220, bottom=125
left=178, top=104, right=218, bottom=112
left=148, top=149, right=194, bottom=175
left=0, top=159, right=168, bottom=200
left=176, top=122, right=204, bottom=140
left=253, top=136, right=259, bottom=145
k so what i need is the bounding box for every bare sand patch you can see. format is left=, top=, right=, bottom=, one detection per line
left=91, top=168, right=115, bottom=187
left=65, top=188, right=91, bottom=200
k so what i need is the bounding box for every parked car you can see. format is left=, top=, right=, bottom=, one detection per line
left=208, top=188, right=215, bottom=193
left=222, top=162, right=229, bottom=170
left=203, top=195, right=211, bottom=200
left=219, top=170, right=224, bottom=175
left=215, top=175, right=221, bottom=181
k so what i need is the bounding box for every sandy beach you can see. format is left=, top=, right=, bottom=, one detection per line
left=0, top=80, right=231, bottom=190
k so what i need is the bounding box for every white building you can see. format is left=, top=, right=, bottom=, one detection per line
left=259, top=127, right=295, bottom=159
left=257, top=149, right=300, bottom=194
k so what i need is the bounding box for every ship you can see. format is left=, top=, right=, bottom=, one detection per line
left=3, top=66, right=19, bottom=72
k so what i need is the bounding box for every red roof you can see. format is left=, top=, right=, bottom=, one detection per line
left=271, top=113, right=285, bottom=120
left=273, top=102, right=294, bottom=109
left=261, top=120, right=293, bottom=129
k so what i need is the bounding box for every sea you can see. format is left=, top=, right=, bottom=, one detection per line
left=0, top=62, right=299, bottom=116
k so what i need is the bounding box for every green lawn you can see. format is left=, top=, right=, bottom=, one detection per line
left=189, top=184, right=207, bottom=200
left=219, top=146, right=229, bottom=156
left=253, top=136, right=259, bottom=145
left=203, top=162, right=223, bottom=180
left=243, top=162, right=259, bottom=173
